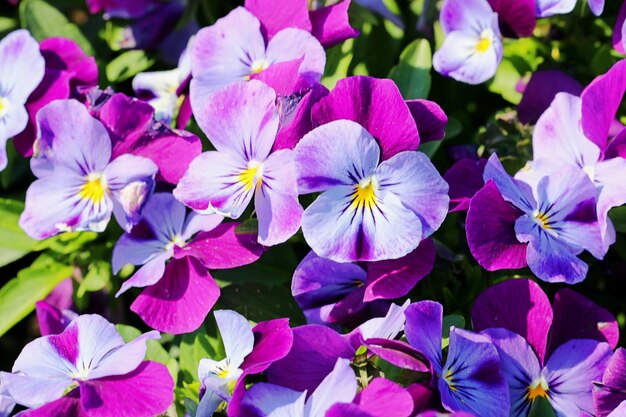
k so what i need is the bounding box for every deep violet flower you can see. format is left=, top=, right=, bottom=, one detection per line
left=189, top=6, right=325, bottom=105
left=516, top=92, right=626, bottom=252
left=294, top=118, right=448, bottom=262
left=291, top=241, right=435, bottom=327
left=405, top=300, right=510, bottom=417
left=0, top=29, right=45, bottom=171
left=19, top=99, right=158, bottom=239
left=0, top=314, right=174, bottom=417
left=13, top=37, right=98, bottom=158
left=473, top=278, right=617, bottom=417
left=594, top=348, right=626, bottom=417
left=245, top=0, right=359, bottom=48
left=175, top=81, right=303, bottom=247
left=433, top=0, right=503, bottom=85
left=113, top=193, right=264, bottom=334
left=466, top=154, right=604, bottom=284
left=194, top=310, right=293, bottom=417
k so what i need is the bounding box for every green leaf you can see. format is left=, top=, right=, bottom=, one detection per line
left=19, top=0, right=93, bottom=55
left=322, top=39, right=354, bottom=90
left=388, top=39, right=432, bottom=99
left=610, top=206, right=626, bottom=233
left=0, top=198, right=38, bottom=267
left=0, top=255, right=73, bottom=337
left=528, top=397, right=557, bottom=417
left=235, top=218, right=259, bottom=235
left=38, top=232, right=98, bottom=255
left=442, top=314, right=466, bottom=349
left=179, top=329, right=222, bottom=383
left=77, top=260, right=111, bottom=297
left=106, top=50, right=155, bottom=83
left=488, top=58, right=524, bottom=104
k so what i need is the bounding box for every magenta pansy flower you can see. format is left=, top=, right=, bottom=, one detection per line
left=473, top=278, right=617, bottom=417
left=189, top=6, right=325, bottom=105
left=0, top=29, right=45, bottom=170
left=19, top=99, right=158, bottom=239
left=175, top=80, right=304, bottom=247
left=594, top=348, right=626, bottom=417
left=113, top=193, right=264, bottom=334
left=0, top=314, right=174, bottom=417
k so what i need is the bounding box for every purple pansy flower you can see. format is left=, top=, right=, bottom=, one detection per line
left=13, top=37, right=98, bottom=158
left=0, top=314, right=174, bottom=417
left=473, top=278, right=616, bottom=417
left=19, top=99, right=158, bottom=239
left=245, top=0, right=358, bottom=48
left=434, top=0, right=503, bottom=85
left=613, top=2, right=626, bottom=54
left=195, top=310, right=293, bottom=417
left=443, top=158, right=487, bottom=212
left=0, top=29, right=45, bottom=170
left=0, top=383, right=14, bottom=417
left=175, top=81, right=304, bottom=247
left=405, top=300, right=510, bottom=417
left=594, top=348, right=626, bottom=417
left=295, top=118, right=448, bottom=262
left=292, top=242, right=435, bottom=327
left=189, top=6, right=325, bottom=104
left=240, top=358, right=358, bottom=417
left=466, top=153, right=604, bottom=284
left=113, top=193, right=264, bottom=334
left=516, top=91, right=626, bottom=252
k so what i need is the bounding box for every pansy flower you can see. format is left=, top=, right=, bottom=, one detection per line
left=113, top=193, right=264, bottom=334
left=295, top=118, right=448, bottom=262
left=13, top=37, right=98, bottom=158
left=0, top=314, right=173, bottom=417
left=405, top=300, right=510, bottom=417
left=19, top=99, right=158, bottom=239
left=594, top=348, right=626, bottom=417
left=473, top=278, right=617, bottom=417
left=175, top=80, right=303, bottom=246
left=292, top=242, right=435, bottom=327
left=194, top=310, right=293, bottom=417
left=0, top=29, right=45, bottom=171
left=189, top=6, right=325, bottom=105
left=245, top=0, right=358, bottom=48
left=466, top=154, right=604, bottom=283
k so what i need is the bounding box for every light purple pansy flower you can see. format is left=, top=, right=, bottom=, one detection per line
left=0, top=383, right=14, bottom=417
left=473, top=279, right=616, bottom=417
left=0, top=314, right=174, bottom=417
left=295, top=118, right=448, bottom=263
left=195, top=310, right=294, bottom=417
left=175, top=80, right=303, bottom=247
left=0, top=29, right=45, bottom=171
left=405, top=301, right=510, bottom=417
left=594, top=348, right=626, bottom=417
left=189, top=6, right=325, bottom=106
left=466, top=153, right=604, bottom=284
left=18, top=99, right=158, bottom=239
left=292, top=242, right=435, bottom=327
left=433, top=0, right=503, bottom=85
left=516, top=92, right=626, bottom=253
left=240, top=358, right=357, bottom=417
left=245, top=0, right=359, bottom=49
left=113, top=192, right=264, bottom=334
left=535, top=0, right=577, bottom=17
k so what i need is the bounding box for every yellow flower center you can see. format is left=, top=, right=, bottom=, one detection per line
left=239, top=161, right=263, bottom=191
left=351, top=177, right=378, bottom=210
left=476, top=29, right=494, bottom=53
left=444, top=369, right=456, bottom=391
left=583, top=165, right=596, bottom=181
left=527, top=378, right=549, bottom=401
left=250, top=59, right=269, bottom=74
left=533, top=209, right=552, bottom=230
left=0, top=96, right=9, bottom=117
left=78, top=173, right=108, bottom=203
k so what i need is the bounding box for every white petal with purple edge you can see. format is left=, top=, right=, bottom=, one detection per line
left=307, top=358, right=357, bottom=417
left=265, top=28, right=326, bottom=82
left=215, top=310, right=254, bottom=368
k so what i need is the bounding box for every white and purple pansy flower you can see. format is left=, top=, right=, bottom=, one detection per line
left=189, top=6, right=325, bottom=106
left=175, top=80, right=303, bottom=247
left=18, top=99, right=158, bottom=239
left=0, top=314, right=174, bottom=417
left=0, top=29, right=45, bottom=171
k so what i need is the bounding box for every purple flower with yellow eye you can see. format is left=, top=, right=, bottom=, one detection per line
left=466, top=154, right=604, bottom=284
left=294, top=119, right=448, bottom=263
left=18, top=99, right=158, bottom=239
left=174, top=80, right=303, bottom=247
left=0, top=314, right=173, bottom=417
left=0, top=29, right=45, bottom=171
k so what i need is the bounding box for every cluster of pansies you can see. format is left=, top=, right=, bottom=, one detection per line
left=1, top=0, right=626, bottom=416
